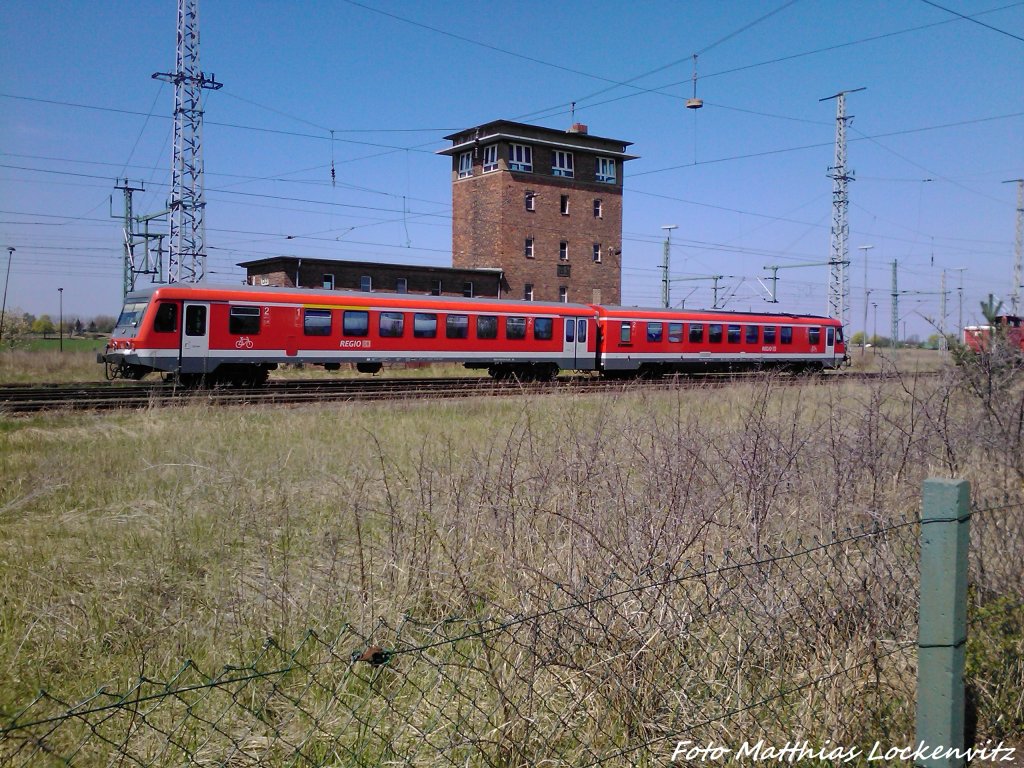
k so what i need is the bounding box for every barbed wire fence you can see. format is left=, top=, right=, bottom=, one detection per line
left=2, top=495, right=1021, bottom=767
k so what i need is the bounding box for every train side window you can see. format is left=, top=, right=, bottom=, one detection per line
left=343, top=310, right=369, bottom=337
left=534, top=317, right=553, bottom=340
left=413, top=313, right=437, bottom=338
left=446, top=314, right=469, bottom=339
left=808, top=327, right=821, bottom=345
left=379, top=312, right=404, bottom=338
left=764, top=326, right=777, bottom=344
left=303, top=309, right=332, bottom=336
left=668, top=322, right=683, bottom=343
left=826, top=327, right=835, bottom=345
left=647, top=322, right=663, bottom=342
left=506, top=317, right=527, bottom=340
left=727, top=324, right=741, bottom=344
left=185, top=305, right=206, bottom=336
left=709, top=324, right=723, bottom=343
left=477, top=315, right=498, bottom=339
left=229, top=306, right=261, bottom=335
left=781, top=326, right=793, bottom=344
left=154, top=302, right=177, bottom=333
left=620, top=322, right=631, bottom=344
left=688, top=323, right=704, bottom=343
left=746, top=325, right=759, bottom=344
left=565, top=318, right=575, bottom=342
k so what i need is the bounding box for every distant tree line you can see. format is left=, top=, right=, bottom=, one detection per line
left=0, top=309, right=116, bottom=348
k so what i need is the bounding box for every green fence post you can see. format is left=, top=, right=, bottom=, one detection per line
left=915, top=478, right=970, bottom=768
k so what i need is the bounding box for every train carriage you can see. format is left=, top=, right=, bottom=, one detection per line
left=102, top=284, right=599, bottom=385
left=595, top=306, right=846, bottom=375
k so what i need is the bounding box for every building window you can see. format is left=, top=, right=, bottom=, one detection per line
left=596, top=157, right=616, bottom=183
left=559, top=286, right=568, bottom=303
left=359, top=275, right=372, bottom=292
left=557, top=264, right=571, bottom=277
left=593, top=199, right=603, bottom=218
left=304, top=309, right=332, bottom=336
left=524, top=238, right=534, bottom=259
left=524, top=191, right=535, bottom=211
left=463, top=281, right=474, bottom=298
left=396, top=277, right=408, bottom=293
left=593, top=244, right=602, bottom=263
left=524, top=283, right=534, bottom=301
left=552, top=150, right=574, bottom=178
left=559, top=241, right=568, bottom=261
left=560, top=195, right=569, bottom=215
left=229, top=306, right=260, bottom=335
left=509, top=143, right=532, bottom=172
left=322, top=273, right=335, bottom=290
left=482, top=144, right=498, bottom=173
left=431, top=279, right=442, bottom=296
left=458, top=151, right=472, bottom=178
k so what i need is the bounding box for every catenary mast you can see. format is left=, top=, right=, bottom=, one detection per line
left=153, top=0, right=221, bottom=284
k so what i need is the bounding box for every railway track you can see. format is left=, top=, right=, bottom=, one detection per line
left=0, top=370, right=905, bottom=415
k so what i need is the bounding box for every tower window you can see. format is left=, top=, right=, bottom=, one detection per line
left=593, top=244, right=602, bottom=263
left=322, top=273, right=335, bottom=290
left=525, top=191, right=535, bottom=211
left=482, top=144, right=498, bottom=173
left=396, top=277, right=408, bottom=293
left=360, top=275, right=372, bottom=292
left=559, top=286, right=568, bottom=303
left=552, top=150, right=574, bottom=178
left=593, top=199, right=603, bottom=218
left=458, top=151, right=472, bottom=179
left=560, top=195, right=569, bottom=215
left=524, top=283, right=534, bottom=301
left=596, top=157, right=616, bottom=183
left=509, top=143, right=533, bottom=172
left=559, top=241, right=568, bottom=261
left=524, top=238, right=534, bottom=258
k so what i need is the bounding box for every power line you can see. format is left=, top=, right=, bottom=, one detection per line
left=919, top=0, right=1024, bottom=42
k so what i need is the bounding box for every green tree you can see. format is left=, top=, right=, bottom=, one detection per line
left=32, top=314, right=55, bottom=337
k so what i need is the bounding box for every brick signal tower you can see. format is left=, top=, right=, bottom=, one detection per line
left=439, top=120, right=637, bottom=305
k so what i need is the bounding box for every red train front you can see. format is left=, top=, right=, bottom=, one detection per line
left=963, top=315, right=1024, bottom=355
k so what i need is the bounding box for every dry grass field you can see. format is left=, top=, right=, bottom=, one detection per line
left=0, top=363, right=1021, bottom=764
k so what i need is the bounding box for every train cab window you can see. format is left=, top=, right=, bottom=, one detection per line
left=688, top=323, right=704, bottom=343
left=534, top=317, right=553, bottom=340
left=379, top=312, right=404, bottom=338
left=565, top=318, right=575, bottom=342
left=727, top=325, right=741, bottom=344
left=413, top=313, right=437, bottom=338
left=647, top=322, right=663, bottom=343
left=620, top=322, right=631, bottom=344
left=343, top=310, right=369, bottom=337
left=781, top=326, right=793, bottom=344
left=185, top=305, right=206, bottom=337
left=745, top=325, right=759, bottom=344
left=303, top=309, right=332, bottom=336
left=708, top=324, right=723, bottom=343
left=668, top=322, right=683, bottom=343
left=477, top=315, right=498, bottom=340
left=764, top=326, right=777, bottom=344
left=153, top=302, right=177, bottom=333
left=229, top=306, right=261, bottom=335
left=808, top=327, right=821, bottom=345
left=446, top=314, right=469, bottom=339
left=506, top=317, right=527, bottom=340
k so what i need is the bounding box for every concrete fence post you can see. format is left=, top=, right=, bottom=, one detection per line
left=915, top=478, right=970, bottom=768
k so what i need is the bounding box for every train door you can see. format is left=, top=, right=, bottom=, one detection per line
left=180, top=302, right=210, bottom=373
left=825, top=326, right=836, bottom=361
left=563, top=315, right=592, bottom=370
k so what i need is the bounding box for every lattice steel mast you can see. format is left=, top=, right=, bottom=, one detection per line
left=153, top=0, right=221, bottom=283
left=820, top=88, right=864, bottom=328
left=1006, top=178, right=1023, bottom=316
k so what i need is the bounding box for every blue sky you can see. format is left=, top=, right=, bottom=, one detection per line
left=1, top=0, right=1022, bottom=340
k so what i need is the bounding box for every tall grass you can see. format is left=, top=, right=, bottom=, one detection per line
left=0, top=369, right=1021, bottom=762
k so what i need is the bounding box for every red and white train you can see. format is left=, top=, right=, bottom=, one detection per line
left=100, top=284, right=847, bottom=385
left=962, top=315, right=1024, bottom=355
